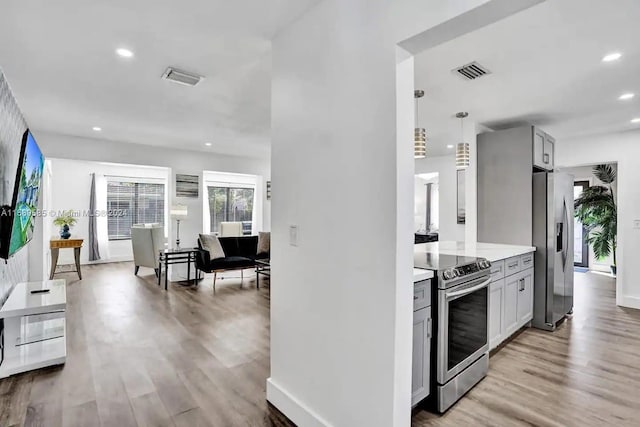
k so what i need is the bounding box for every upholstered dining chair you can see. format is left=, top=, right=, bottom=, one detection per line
left=219, top=222, right=243, bottom=237
left=131, top=223, right=165, bottom=276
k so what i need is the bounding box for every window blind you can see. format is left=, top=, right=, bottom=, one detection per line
left=107, top=180, right=165, bottom=240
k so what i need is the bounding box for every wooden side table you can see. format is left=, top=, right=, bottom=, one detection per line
left=50, top=239, right=83, bottom=280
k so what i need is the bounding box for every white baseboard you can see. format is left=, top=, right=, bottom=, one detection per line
left=619, top=295, right=640, bottom=310
left=266, top=378, right=331, bottom=427
left=85, top=256, right=133, bottom=265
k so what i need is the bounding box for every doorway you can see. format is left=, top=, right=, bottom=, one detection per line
left=573, top=180, right=589, bottom=268
left=414, top=172, right=439, bottom=244
left=562, top=163, right=618, bottom=276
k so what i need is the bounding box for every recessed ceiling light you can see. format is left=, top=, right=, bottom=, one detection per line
left=631, top=118, right=640, bottom=124
left=619, top=93, right=635, bottom=100
left=205, top=142, right=212, bottom=146
left=116, top=48, right=134, bottom=58
left=92, top=126, right=102, bottom=132
left=447, top=144, right=454, bottom=149
left=602, top=52, right=622, bottom=62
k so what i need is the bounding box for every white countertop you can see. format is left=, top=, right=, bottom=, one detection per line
left=413, top=268, right=434, bottom=282
left=416, top=241, right=536, bottom=262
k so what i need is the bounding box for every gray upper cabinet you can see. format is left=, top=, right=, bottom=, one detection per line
left=478, top=125, right=556, bottom=245
left=533, top=127, right=554, bottom=171
left=544, top=134, right=555, bottom=170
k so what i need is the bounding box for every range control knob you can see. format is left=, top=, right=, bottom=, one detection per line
left=478, top=259, right=491, bottom=270
left=443, top=269, right=457, bottom=280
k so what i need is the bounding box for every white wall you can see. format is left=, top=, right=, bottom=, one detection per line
left=414, top=175, right=438, bottom=232
left=268, top=1, right=535, bottom=426
left=559, top=164, right=618, bottom=272
left=46, top=158, right=170, bottom=268
left=35, top=131, right=271, bottom=256
left=413, top=119, right=481, bottom=243
left=415, top=155, right=464, bottom=241
left=556, top=130, right=636, bottom=308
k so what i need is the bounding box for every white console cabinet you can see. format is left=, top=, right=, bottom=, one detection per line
left=0, top=280, right=67, bottom=378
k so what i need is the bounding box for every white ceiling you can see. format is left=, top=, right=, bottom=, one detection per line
left=0, top=0, right=320, bottom=158
left=415, top=0, right=640, bottom=157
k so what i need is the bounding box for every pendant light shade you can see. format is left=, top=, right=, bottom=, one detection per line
left=455, top=112, right=470, bottom=169
left=415, top=128, right=426, bottom=158
left=456, top=143, right=470, bottom=169
left=414, top=90, right=426, bottom=159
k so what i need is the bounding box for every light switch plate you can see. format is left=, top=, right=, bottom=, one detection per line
left=289, top=225, right=298, bottom=246
left=634, top=220, right=640, bottom=229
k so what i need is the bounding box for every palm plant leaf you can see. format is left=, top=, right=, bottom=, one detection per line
left=587, top=230, right=611, bottom=259
left=593, top=164, right=616, bottom=184
left=573, top=164, right=617, bottom=265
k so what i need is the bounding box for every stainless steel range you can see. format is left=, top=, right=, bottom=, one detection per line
left=414, top=251, right=492, bottom=413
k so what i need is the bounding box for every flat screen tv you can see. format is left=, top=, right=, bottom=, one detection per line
left=0, top=130, right=45, bottom=259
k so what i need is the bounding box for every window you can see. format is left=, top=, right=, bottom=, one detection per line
left=107, top=180, right=165, bottom=240
left=207, top=186, right=254, bottom=234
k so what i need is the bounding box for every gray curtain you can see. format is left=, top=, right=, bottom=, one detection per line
left=88, top=173, right=101, bottom=261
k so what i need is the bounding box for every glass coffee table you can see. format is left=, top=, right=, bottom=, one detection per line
left=158, top=248, right=199, bottom=290
left=255, top=259, right=270, bottom=288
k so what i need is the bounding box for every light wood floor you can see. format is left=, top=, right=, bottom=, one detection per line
left=0, top=265, right=636, bottom=426
left=413, top=271, right=640, bottom=426
left=0, top=263, right=289, bottom=427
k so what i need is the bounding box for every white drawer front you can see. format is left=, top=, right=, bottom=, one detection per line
left=490, top=260, right=505, bottom=281
left=414, top=280, right=431, bottom=311
left=521, top=253, right=534, bottom=269
left=505, top=256, right=521, bottom=277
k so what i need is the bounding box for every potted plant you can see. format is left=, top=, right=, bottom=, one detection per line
left=53, top=211, right=78, bottom=240
left=574, top=164, right=617, bottom=275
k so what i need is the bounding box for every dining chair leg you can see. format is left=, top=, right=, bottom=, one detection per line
left=241, top=269, right=244, bottom=282
left=213, top=272, right=217, bottom=293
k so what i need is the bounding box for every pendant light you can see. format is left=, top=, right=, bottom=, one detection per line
left=414, top=90, right=426, bottom=159
left=456, top=112, right=470, bottom=169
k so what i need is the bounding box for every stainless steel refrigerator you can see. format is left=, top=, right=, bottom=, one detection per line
left=532, top=171, right=574, bottom=331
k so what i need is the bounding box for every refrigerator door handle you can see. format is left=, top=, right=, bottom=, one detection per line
left=561, top=198, right=569, bottom=271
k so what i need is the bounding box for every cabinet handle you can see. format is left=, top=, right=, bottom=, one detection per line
left=508, top=262, right=518, bottom=269
left=414, top=296, right=418, bottom=300
left=543, top=153, right=550, bottom=164
left=519, top=278, right=525, bottom=291
left=427, top=317, right=432, bottom=339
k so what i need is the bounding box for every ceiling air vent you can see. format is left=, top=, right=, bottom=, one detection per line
left=453, top=61, right=491, bottom=81
left=162, top=67, right=203, bottom=87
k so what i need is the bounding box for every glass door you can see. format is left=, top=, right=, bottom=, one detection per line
left=447, top=286, right=488, bottom=371
left=574, top=181, right=589, bottom=267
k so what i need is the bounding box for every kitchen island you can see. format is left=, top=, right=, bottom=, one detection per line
left=416, top=241, right=537, bottom=351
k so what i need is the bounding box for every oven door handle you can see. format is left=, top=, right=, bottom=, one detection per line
left=445, top=277, right=491, bottom=299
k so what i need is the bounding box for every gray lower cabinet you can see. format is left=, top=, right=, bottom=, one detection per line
left=489, top=253, right=535, bottom=351
left=489, top=278, right=505, bottom=349
left=412, top=305, right=431, bottom=406
left=517, top=268, right=534, bottom=324
left=504, top=275, right=520, bottom=336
